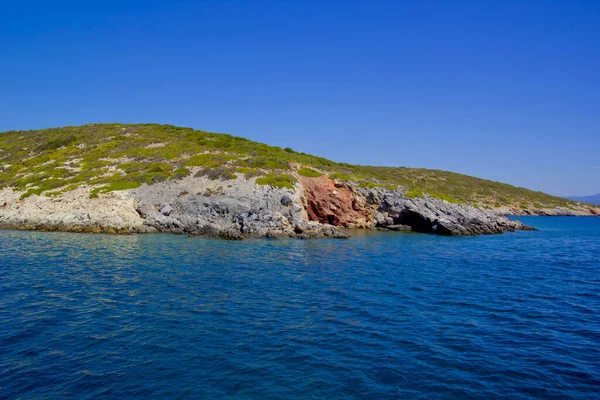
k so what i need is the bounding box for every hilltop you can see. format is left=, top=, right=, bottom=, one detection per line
left=0, top=123, right=592, bottom=212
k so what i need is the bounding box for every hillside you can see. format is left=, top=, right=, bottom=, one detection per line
left=0, top=123, right=586, bottom=213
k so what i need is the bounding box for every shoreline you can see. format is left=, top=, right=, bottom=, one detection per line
left=1, top=214, right=596, bottom=239
left=0, top=175, right=542, bottom=239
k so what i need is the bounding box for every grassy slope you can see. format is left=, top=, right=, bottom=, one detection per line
left=0, top=123, right=578, bottom=210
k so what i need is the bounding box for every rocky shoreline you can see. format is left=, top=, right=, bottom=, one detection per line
left=0, top=172, right=558, bottom=239
left=496, top=208, right=599, bottom=217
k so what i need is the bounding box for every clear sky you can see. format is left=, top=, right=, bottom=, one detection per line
left=1, top=0, right=598, bottom=196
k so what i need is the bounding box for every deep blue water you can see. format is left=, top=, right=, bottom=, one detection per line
left=1, top=217, right=599, bottom=399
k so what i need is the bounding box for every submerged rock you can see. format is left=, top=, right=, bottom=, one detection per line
left=386, top=224, right=412, bottom=232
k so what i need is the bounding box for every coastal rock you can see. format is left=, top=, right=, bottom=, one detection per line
left=295, top=222, right=351, bottom=239
left=129, top=175, right=348, bottom=239
left=280, top=195, right=293, bottom=206
left=495, top=205, right=600, bottom=217
left=300, top=176, right=369, bottom=227
left=0, top=187, right=152, bottom=234
left=0, top=172, right=536, bottom=239
left=361, top=187, right=534, bottom=236
left=386, top=224, right=412, bottom=232
left=159, top=203, right=173, bottom=216
left=1, top=123, right=597, bottom=239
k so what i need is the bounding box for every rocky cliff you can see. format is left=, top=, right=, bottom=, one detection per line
left=0, top=173, right=536, bottom=239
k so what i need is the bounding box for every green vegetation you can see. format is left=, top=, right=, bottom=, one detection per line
left=90, top=181, right=142, bottom=198
left=20, top=187, right=44, bottom=199
left=358, top=181, right=398, bottom=190
left=185, top=153, right=237, bottom=168
left=172, top=167, right=191, bottom=180
left=298, top=168, right=322, bottom=177
left=0, top=123, right=580, bottom=209
left=195, top=167, right=237, bottom=181
left=405, top=188, right=423, bottom=198
left=255, top=174, right=297, bottom=190
left=329, top=172, right=354, bottom=181
left=37, top=135, right=77, bottom=152
left=236, top=167, right=261, bottom=179
left=426, top=192, right=459, bottom=204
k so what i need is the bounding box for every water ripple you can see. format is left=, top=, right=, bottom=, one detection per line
left=1, top=217, right=599, bottom=399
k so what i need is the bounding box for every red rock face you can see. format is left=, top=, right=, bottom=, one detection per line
left=300, top=176, right=369, bottom=226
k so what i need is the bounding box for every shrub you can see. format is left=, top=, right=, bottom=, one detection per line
left=20, top=187, right=44, bottom=199
left=195, top=167, right=237, bottom=181
left=36, top=135, right=77, bottom=152
left=146, top=162, right=173, bottom=174
left=298, top=168, right=322, bottom=177
left=427, top=192, right=459, bottom=203
left=145, top=172, right=168, bottom=184
left=236, top=156, right=289, bottom=170
left=123, top=171, right=145, bottom=183
left=118, top=162, right=144, bottom=173
left=186, top=153, right=237, bottom=168
left=358, top=181, right=392, bottom=189
left=404, top=188, right=423, bottom=198
left=171, top=167, right=190, bottom=180
left=89, top=181, right=142, bottom=198
left=329, top=172, right=353, bottom=181
left=202, top=187, right=224, bottom=197
left=240, top=168, right=262, bottom=179
left=255, top=174, right=297, bottom=190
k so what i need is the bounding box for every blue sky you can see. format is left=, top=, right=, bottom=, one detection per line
left=1, top=0, right=598, bottom=196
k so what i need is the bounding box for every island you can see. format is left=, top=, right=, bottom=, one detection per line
left=1, top=123, right=598, bottom=238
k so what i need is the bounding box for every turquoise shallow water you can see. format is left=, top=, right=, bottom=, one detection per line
left=1, top=217, right=599, bottom=399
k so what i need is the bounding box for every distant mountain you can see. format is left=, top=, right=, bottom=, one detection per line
left=566, top=194, right=600, bottom=205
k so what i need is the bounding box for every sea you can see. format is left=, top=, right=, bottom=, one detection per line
left=1, top=217, right=599, bottom=399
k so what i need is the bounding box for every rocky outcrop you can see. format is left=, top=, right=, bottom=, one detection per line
left=300, top=176, right=369, bottom=227
left=130, top=176, right=348, bottom=239
left=0, top=173, right=540, bottom=239
left=0, top=187, right=152, bottom=234
left=495, top=205, right=600, bottom=217
left=0, top=174, right=353, bottom=239
left=360, top=187, right=533, bottom=236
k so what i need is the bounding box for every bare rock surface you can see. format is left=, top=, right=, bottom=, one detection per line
left=0, top=187, right=151, bottom=233
left=300, top=176, right=369, bottom=227
left=0, top=173, right=538, bottom=238
left=360, top=187, right=534, bottom=235
left=131, top=175, right=348, bottom=239
left=495, top=205, right=600, bottom=217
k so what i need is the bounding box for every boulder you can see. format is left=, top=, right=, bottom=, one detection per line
left=159, top=203, right=173, bottom=216
left=387, top=224, right=412, bottom=231
left=280, top=195, right=293, bottom=206
left=358, top=187, right=534, bottom=236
